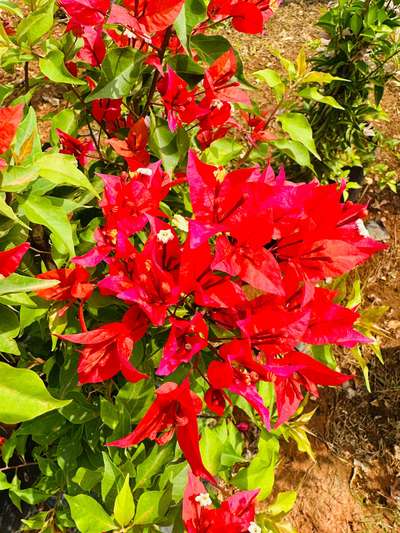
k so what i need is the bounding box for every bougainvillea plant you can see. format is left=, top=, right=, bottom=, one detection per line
left=0, top=0, right=387, bottom=531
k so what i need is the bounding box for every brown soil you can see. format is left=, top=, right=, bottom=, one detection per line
left=248, top=2, right=400, bottom=532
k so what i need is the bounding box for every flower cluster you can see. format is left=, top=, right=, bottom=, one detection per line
left=37, top=150, right=385, bottom=488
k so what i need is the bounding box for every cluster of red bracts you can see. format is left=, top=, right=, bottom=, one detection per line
left=57, top=0, right=276, bottom=159
left=34, top=149, right=385, bottom=485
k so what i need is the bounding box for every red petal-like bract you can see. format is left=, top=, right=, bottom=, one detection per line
left=59, top=307, right=149, bottom=384
left=108, top=380, right=215, bottom=483
left=183, top=470, right=259, bottom=531
left=0, top=104, right=23, bottom=154
left=123, top=0, right=185, bottom=32
left=0, top=243, right=29, bottom=277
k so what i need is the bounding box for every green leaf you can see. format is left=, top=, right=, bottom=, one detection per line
left=204, top=138, right=243, bottom=165
left=149, top=117, right=187, bottom=173
left=267, top=491, right=297, bottom=516
left=301, top=71, right=347, bottom=85
left=16, top=0, right=54, bottom=46
left=174, top=0, right=207, bottom=52
left=65, top=494, right=116, bottom=533
left=233, top=432, right=279, bottom=500
left=72, top=468, right=103, bottom=492
left=36, top=152, right=98, bottom=196
left=0, top=361, right=71, bottom=424
left=271, top=139, right=313, bottom=170
left=21, top=195, right=75, bottom=257
left=254, top=68, right=285, bottom=100
left=0, top=305, right=20, bottom=354
left=191, top=34, right=231, bottom=64
left=50, top=109, right=77, bottom=145
left=85, top=47, right=144, bottom=102
left=0, top=274, right=59, bottom=296
left=113, top=475, right=135, bottom=527
left=277, top=113, right=319, bottom=159
left=133, top=490, right=170, bottom=525
left=101, top=452, right=123, bottom=509
left=299, top=87, right=344, bottom=109
left=39, top=48, right=86, bottom=85
left=0, top=1, right=23, bottom=17
left=0, top=195, right=19, bottom=221
left=199, top=425, right=224, bottom=475
left=13, top=107, right=42, bottom=165
left=135, top=443, right=175, bottom=490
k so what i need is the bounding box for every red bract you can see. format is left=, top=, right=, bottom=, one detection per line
left=157, top=313, right=208, bottom=376
left=35, top=266, right=94, bottom=313
left=60, top=0, right=110, bottom=26
left=59, top=307, right=149, bottom=384
left=107, top=118, right=150, bottom=171
left=77, top=26, right=106, bottom=66
left=183, top=470, right=259, bottom=532
left=203, top=49, right=250, bottom=106
left=108, top=379, right=215, bottom=483
left=158, top=67, right=205, bottom=131
left=207, top=0, right=272, bottom=34
left=0, top=243, right=29, bottom=277
left=57, top=130, right=95, bottom=166
left=0, top=104, right=23, bottom=155
left=270, top=351, right=352, bottom=427
left=123, top=0, right=185, bottom=33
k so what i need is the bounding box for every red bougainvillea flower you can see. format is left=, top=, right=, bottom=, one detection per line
left=0, top=243, right=29, bottom=277
left=60, top=0, right=110, bottom=26
left=57, top=130, right=95, bottom=167
left=77, top=26, right=106, bottom=66
left=108, top=379, right=215, bottom=483
left=183, top=470, right=259, bottom=532
left=0, top=104, right=24, bottom=168
left=123, top=0, right=185, bottom=33
left=268, top=350, right=352, bottom=427
left=158, top=67, right=206, bottom=132
left=157, top=313, right=208, bottom=376
left=202, top=49, right=250, bottom=106
left=91, top=99, right=128, bottom=133
left=59, top=307, right=149, bottom=384
left=35, top=266, right=94, bottom=313
left=207, top=0, right=273, bottom=34
left=107, top=117, right=150, bottom=171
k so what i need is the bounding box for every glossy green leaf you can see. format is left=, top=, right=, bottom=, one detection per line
left=16, top=0, right=54, bottom=45
left=0, top=362, right=71, bottom=424
left=113, top=475, right=135, bottom=527
left=233, top=432, right=279, bottom=500
left=0, top=1, right=23, bottom=17
left=174, top=0, right=207, bottom=52
left=39, top=48, right=86, bottom=85
left=271, top=139, right=313, bottom=169
left=133, top=490, right=170, bottom=525
left=65, top=494, right=116, bottom=533
left=85, top=47, right=144, bottom=102
left=21, top=195, right=75, bottom=257
left=277, top=113, right=319, bottom=159
left=0, top=274, right=59, bottom=296
left=299, top=87, right=344, bottom=109
left=36, top=152, right=98, bottom=196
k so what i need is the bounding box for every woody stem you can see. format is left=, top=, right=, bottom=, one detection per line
left=142, top=26, right=173, bottom=117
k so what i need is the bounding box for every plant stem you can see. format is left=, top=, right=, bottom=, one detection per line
left=142, top=26, right=172, bottom=117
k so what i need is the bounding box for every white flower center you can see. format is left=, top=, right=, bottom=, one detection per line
left=172, top=214, right=189, bottom=232
left=195, top=492, right=212, bottom=507
left=248, top=522, right=261, bottom=533
left=157, top=229, right=174, bottom=244
left=355, top=218, right=370, bottom=238
left=137, top=167, right=152, bottom=176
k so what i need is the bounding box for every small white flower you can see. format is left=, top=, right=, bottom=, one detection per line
left=195, top=492, right=212, bottom=507
left=137, top=167, right=153, bottom=176
left=248, top=521, right=262, bottom=533
left=355, top=218, right=370, bottom=238
left=363, top=125, right=375, bottom=138
left=172, top=214, right=189, bottom=233
left=123, top=29, right=136, bottom=40
left=213, top=99, right=224, bottom=110
left=157, top=229, right=174, bottom=244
